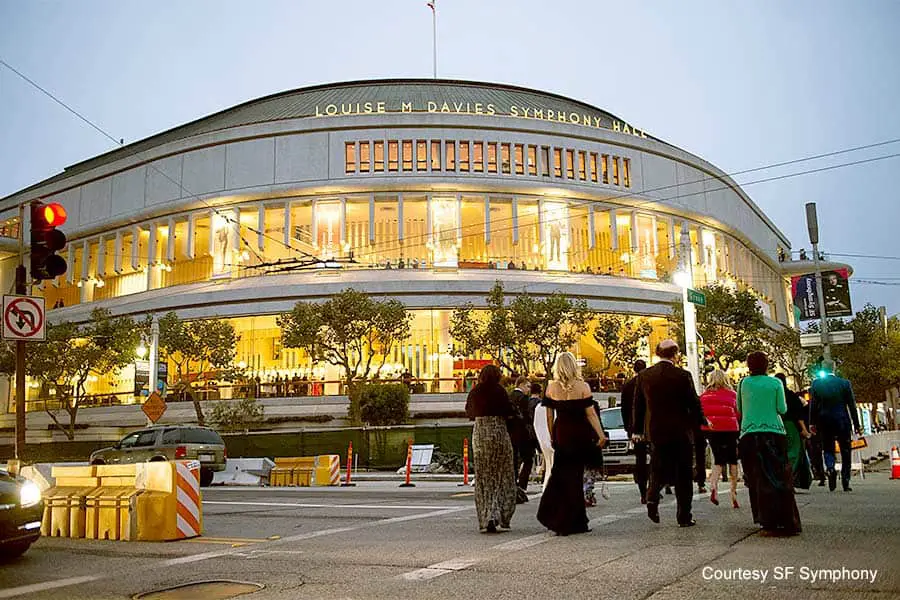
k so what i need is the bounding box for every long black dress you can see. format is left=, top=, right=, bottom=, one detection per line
left=536, top=397, right=599, bottom=535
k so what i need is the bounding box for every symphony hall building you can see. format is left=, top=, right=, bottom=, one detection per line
left=0, top=79, right=797, bottom=398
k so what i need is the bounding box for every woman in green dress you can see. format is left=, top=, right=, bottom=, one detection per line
left=775, top=374, right=813, bottom=490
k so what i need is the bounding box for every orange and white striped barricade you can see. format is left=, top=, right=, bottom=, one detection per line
left=315, top=455, right=341, bottom=486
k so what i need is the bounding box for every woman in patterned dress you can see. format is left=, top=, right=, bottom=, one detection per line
left=465, top=364, right=517, bottom=532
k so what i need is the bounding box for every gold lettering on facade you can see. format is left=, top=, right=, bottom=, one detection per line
left=309, top=99, right=647, bottom=136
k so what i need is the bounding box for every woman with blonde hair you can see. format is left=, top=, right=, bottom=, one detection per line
left=536, top=352, right=606, bottom=535
left=699, top=369, right=741, bottom=508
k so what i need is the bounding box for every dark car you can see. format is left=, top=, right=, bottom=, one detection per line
left=0, top=469, right=44, bottom=559
left=89, top=425, right=227, bottom=487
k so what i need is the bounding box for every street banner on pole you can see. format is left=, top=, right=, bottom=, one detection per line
left=791, top=268, right=852, bottom=321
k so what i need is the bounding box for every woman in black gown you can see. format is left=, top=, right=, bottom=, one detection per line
left=537, top=352, right=606, bottom=535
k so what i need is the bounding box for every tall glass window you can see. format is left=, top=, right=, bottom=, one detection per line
left=472, top=142, right=484, bottom=173
left=590, top=153, right=598, bottom=182
left=460, top=197, right=486, bottom=263
left=615, top=213, right=633, bottom=277
left=402, top=196, right=428, bottom=266
left=345, top=199, right=371, bottom=265
left=359, top=142, right=370, bottom=172
left=553, top=148, right=563, bottom=178
left=402, top=140, right=413, bottom=172
left=500, top=143, right=511, bottom=174
left=416, top=141, right=427, bottom=171
left=568, top=205, right=591, bottom=272
left=431, top=196, right=459, bottom=268
left=601, top=155, right=609, bottom=184
left=374, top=196, right=400, bottom=262
left=565, top=150, right=575, bottom=179
left=374, top=141, right=385, bottom=172
left=459, top=141, right=470, bottom=172
left=636, top=214, right=657, bottom=279
left=578, top=151, right=587, bottom=180
left=344, top=142, right=356, bottom=174
left=516, top=200, right=542, bottom=269
left=431, top=141, right=441, bottom=170
left=623, top=158, right=632, bottom=187
left=527, top=145, right=537, bottom=176
left=314, top=201, right=342, bottom=259
left=613, top=157, right=621, bottom=185
left=514, top=144, right=524, bottom=175
left=487, top=143, right=498, bottom=173
left=487, top=197, right=513, bottom=265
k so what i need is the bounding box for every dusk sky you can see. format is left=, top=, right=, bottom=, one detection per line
left=1, top=1, right=898, bottom=315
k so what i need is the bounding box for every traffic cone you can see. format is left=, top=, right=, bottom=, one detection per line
left=890, top=446, right=900, bottom=480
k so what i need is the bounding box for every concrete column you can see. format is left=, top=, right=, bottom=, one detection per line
left=438, top=310, right=454, bottom=393
left=131, top=225, right=141, bottom=271
left=311, top=199, right=318, bottom=249
left=588, top=205, right=595, bottom=249
left=512, top=197, right=519, bottom=245
left=340, top=197, right=347, bottom=247
left=257, top=203, right=266, bottom=252
left=609, top=210, right=618, bottom=250
left=186, top=214, right=196, bottom=260
left=166, top=217, right=176, bottom=262
left=369, top=194, right=376, bottom=244
left=398, top=194, right=404, bottom=241
left=484, top=196, right=491, bottom=245
left=96, top=235, right=106, bottom=278
left=283, top=202, right=292, bottom=248
left=114, top=230, right=123, bottom=274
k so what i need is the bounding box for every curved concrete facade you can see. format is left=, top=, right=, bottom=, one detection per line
left=0, top=79, right=793, bottom=330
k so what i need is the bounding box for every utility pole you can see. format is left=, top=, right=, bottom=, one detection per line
left=428, top=0, right=437, bottom=78
left=805, top=202, right=831, bottom=364
left=14, top=202, right=26, bottom=460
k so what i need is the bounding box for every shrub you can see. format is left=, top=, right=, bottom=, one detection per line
left=349, top=384, right=410, bottom=426
left=210, top=397, right=264, bottom=433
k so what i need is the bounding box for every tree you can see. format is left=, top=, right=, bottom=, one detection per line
left=277, top=289, right=411, bottom=385
left=450, top=281, right=593, bottom=377
left=28, top=309, right=141, bottom=440
left=158, top=312, right=239, bottom=426
left=670, top=283, right=767, bottom=371
left=591, top=314, right=653, bottom=375
left=828, top=305, right=888, bottom=417
left=765, top=327, right=813, bottom=389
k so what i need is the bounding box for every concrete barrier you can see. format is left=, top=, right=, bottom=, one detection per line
left=212, top=458, right=275, bottom=486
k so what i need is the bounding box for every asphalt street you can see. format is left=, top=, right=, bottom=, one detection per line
left=1, top=466, right=897, bottom=600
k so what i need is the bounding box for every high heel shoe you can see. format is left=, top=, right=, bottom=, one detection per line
left=710, top=487, right=719, bottom=506
left=731, top=494, right=740, bottom=509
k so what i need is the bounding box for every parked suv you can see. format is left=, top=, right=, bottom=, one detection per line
left=89, top=425, right=226, bottom=487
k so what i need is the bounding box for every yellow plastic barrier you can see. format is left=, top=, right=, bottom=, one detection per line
left=271, top=457, right=316, bottom=487
left=315, top=455, right=341, bottom=486
left=86, top=465, right=142, bottom=541
left=133, top=460, right=202, bottom=541
left=41, top=466, right=99, bottom=539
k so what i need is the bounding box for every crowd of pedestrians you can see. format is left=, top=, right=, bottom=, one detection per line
left=464, top=339, right=863, bottom=538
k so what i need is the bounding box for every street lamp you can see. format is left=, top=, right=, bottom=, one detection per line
left=136, top=342, right=148, bottom=359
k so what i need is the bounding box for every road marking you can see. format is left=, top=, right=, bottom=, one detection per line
left=451, top=492, right=474, bottom=497
left=397, top=484, right=738, bottom=583
left=0, top=576, right=101, bottom=599
left=203, top=500, right=458, bottom=510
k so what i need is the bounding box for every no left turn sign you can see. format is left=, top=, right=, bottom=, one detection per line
left=3, top=295, right=46, bottom=341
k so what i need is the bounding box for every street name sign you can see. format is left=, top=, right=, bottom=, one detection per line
left=800, top=330, right=855, bottom=348
left=2, top=295, right=46, bottom=341
left=142, top=391, right=167, bottom=423
left=687, top=288, right=707, bottom=306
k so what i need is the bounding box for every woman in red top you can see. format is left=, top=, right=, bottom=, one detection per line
left=699, top=369, right=741, bottom=508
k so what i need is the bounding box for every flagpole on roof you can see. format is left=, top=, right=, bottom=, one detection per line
left=428, top=0, right=437, bottom=78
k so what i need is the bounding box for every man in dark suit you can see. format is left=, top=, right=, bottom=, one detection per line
left=633, top=340, right=708, bottom=527
left=809, top=363, right=861, bottom=492
left=620, top=359, right=648, bottom=503
left=508, top=376, right=536, bottom=503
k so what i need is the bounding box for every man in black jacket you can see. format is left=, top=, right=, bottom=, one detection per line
left=620, top=359, right=648, bottom=503
left=633, top=340, right=708, bottom=527
left=508, top=376, right=536, bottom=503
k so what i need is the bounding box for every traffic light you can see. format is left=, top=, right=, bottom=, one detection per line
left=30, top=201, right=68, bottom=281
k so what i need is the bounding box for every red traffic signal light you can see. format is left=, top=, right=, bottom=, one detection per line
left=42, top=203, right=67, bottom=227
left=30, top=201, right=68, bottom=281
